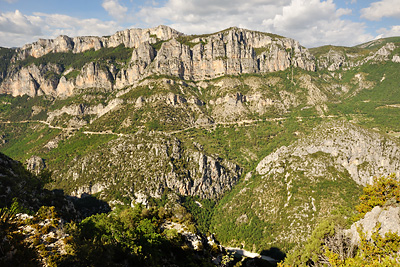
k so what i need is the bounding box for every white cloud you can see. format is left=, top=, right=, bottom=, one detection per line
left=0, top=0, right=379, bottom=48
left=0, top=10, right=43, bottom=47
left=34, top=12, right=120, bottom=38
left=261, top=0, right=372, bottom=47
left=263, top=0, right=373, bottom=47
left=361, top=0, right=400, bottom=21
left=137, top=0, right=290, bottom=35
left=0, top=10, right=121, bottom=47
left=1, top=0, right=19, bottom=3
left=135, top=0, right=373, bottom=47
left=376, top=25, right=400, bottom=38
left=0, top=10, right=42, bottom=35
left=102, top=0, right=128, bottom=20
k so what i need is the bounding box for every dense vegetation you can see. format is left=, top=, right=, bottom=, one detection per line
left=181, top=196, right=216, bottom=234
left=1, top=33, right=400, bottom=266
left=17, top=44, right=133, bottom=72
left=58, top=205, right=214, bottom=267
left=210, top=167, right=362, bottom=253
left=328, top=61, right=400, bottom=132
left=0, top=152, right=216, bottom=266
left=281, top=175, right=400, bottom=267
left=0, top=47, right=16, bottom=83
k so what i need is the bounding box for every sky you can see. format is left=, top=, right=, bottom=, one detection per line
left=0, top=0, right=400, bottom=48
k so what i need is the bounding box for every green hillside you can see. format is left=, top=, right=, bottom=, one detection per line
left=1, top=31, right=400, bottom=265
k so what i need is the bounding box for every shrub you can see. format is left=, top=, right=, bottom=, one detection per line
left=355, top=173, right=400, bottom=220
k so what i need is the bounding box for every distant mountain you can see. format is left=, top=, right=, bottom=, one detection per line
left=0, top=26, right=315, bottom=97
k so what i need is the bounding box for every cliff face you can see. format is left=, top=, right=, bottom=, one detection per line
left=54, top=133, right=241, bottom=202
left=211, top=120, right=400, bottom=249
left=118, top=27, right=315, bottom=84
left=1, top=27, right=399, bottom=99
left=0, top=63, right=63, bottom=97
left=256, top=120, right=400, bottom=186
left=17, top=25, right=182, bottom=59
left=313, top=41, right=400, bottom=71
left=0, top=26, right=316, bottom=97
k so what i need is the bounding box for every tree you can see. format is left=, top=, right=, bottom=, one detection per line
left=280, top=174, right=400, bottom=267
left=355, top=173, right=400, bottom=220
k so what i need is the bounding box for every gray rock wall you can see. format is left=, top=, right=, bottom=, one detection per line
left=256, top=120, right=400, bottom=186
left=0, top=26, right=316, bottom=97
left=65, top=134, right=241, bottom=200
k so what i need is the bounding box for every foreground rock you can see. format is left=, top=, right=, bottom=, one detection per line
left=347, top=205, right=400, bottom=244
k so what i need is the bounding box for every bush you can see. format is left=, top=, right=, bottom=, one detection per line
left=355, top=173, right=400, bottom=220
left=281, top=174, right=400, bottom=267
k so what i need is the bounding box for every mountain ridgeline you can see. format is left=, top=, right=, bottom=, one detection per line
left=1, top=25, right=400, bottom=265
left=0, top=25, right=316, bottom=97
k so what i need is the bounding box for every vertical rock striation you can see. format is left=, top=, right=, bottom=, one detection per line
left=0, top=26, right=316, bottom=97
left=17, top=25, right=182, bottom=59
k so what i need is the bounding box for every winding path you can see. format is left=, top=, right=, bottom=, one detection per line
left=0, top=114, right=339, bottom=138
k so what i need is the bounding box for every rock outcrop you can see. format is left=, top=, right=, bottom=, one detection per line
left=346, top=205, right=400, bottom=244
left=114, top=27, right=316, bottom=87
left=0, top=63, right=63, bottom=97
left=212, top=120, right=400, bottom=250
left=17, top=25, right=182, bottom=59
left=74, top=62, right=114, bottom=90
left=313, top=42, right=400, bottom=71
left=63, top=133, right=241, bottom=200
left=144, top=28, right=316, bottom=81
left=0, top=26, right=316, bottom=97
left=46, top=98, right=123, bottom=124
left=256, top=120, right=400, bottom=185
left=316, top=48, right=348, bottom=71
left=251, top=120, right=400, bottom=242
left=26, top=155, right=46, bottom=175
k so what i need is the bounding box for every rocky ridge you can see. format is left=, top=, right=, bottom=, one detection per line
left=256, top=120, right=400, bottom=186
left=17, top=25, right=182, bottom=59
left=313, top=41, right=400, bottom=71
left=0, top=26, right=316, bottom=97
left=26, top=155, right=46, bottom=175
left=346, top=205, right=400, bottom=245
left=252, top=120, right=400, bottom=242
left=54, top=132, right=241, bottom=202
left=212, top=120, right=400, bottom=250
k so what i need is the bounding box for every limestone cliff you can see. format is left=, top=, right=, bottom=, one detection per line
left=212, top=120, right=400, bottom=249
left=313, top=41, right=400, bottom=71
left=17, top=25, right=182, bottom=59
left=256, top=120, right=400, bottom=186
left=55, top=133, right=241, bottom=201
left=0, top=63, right=63, bottom=97
left=0, top=26, right=316, bottom=97
left=346, top=205, right=400, bottom=245
left=126, top=27, right=316, bottom=82
left=26, top=155, right=46, bottom=175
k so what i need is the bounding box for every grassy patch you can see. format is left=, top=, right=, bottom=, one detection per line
left=16, top=44, right=133, bottom=72
left=0, top=122, right=61, bottom=161
left=45, top=130, right=117, bottom=171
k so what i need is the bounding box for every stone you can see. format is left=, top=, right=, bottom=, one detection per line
left=58, top=134, right=242, bottom=200
left=1, top=27, right=316, bottom=97
left=256, top=120, right=400, bottom=186
left=346, top=206, right=400, bottom=244
left=26, top=155, right=46, bottom=175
